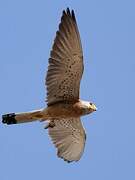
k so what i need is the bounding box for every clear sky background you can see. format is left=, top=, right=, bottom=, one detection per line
left=0, top=0, right=135, bottom=180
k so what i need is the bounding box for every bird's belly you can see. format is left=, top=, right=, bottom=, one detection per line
left=42, top=104, right=82, bottom=119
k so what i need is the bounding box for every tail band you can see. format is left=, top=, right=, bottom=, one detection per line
left=2, top=113, right=16, bottom=125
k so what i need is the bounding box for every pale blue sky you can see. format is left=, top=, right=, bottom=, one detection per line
left=0, top=0, right=135, bottom=180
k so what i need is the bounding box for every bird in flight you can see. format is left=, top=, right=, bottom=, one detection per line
left=2, top=8, right=97, bottom=163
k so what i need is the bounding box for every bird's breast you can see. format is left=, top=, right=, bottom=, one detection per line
left=42, top=103, right=83, bottom=119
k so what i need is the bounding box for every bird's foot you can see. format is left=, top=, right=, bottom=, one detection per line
left=44, top=121, right=55, bottom=129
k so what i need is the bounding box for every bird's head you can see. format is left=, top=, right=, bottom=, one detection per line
left=78, top=100, right=97, bottom=115
left=89, top=102, right=97, bottom=112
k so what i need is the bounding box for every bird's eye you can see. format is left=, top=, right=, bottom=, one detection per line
left=90, top=103, right=93, bottom=106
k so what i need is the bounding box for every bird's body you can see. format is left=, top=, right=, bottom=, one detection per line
left=2, top=8, right=97, bottom=163
left=10, top=100, right=96, bottom=124
left=42, top=100, right=96, bottom=119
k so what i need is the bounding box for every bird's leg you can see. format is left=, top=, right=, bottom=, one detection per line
left=44, top=120, right=55, bottom=129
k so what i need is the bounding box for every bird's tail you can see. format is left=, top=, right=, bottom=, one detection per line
left=2, top=109, right=43, bottom=125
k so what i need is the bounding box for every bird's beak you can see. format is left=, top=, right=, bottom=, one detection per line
left=92, top=104, right=97, bottom=111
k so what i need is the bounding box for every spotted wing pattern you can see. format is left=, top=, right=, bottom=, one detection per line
left=46, top=8, right=84, bottom=106
left=48, top=117, right=86, bottom=162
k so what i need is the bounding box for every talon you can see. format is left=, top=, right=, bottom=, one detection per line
left=44, top=121, right=55, bottom=129
left=49, top=121, right=55, bottom=128
left=44, top=123, right=49, bottom=129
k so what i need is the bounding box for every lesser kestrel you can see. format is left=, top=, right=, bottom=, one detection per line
left=2, top=8, right=97, bottom=163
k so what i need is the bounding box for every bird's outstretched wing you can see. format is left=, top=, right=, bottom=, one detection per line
left=48, top=117, right=86, bottom=163
left=46, top=8, right=84, bottom=106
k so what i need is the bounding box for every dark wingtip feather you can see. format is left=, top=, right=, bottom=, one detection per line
left=71, top=10, right=76, bottom=22
left=62, top=10, right=66, bottom=16
left=62, top=8, right=76, bottom=23
left=62, top=8, right=76, bottom=21
left=57, top=150, right=74, bottom=163
left=66, top=7, right=70, bottom=15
